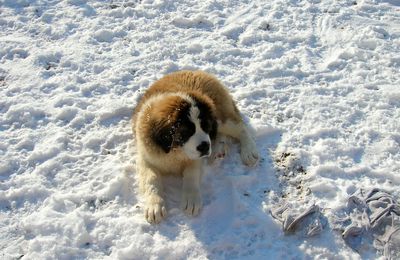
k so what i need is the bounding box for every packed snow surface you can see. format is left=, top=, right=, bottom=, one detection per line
left=1, top=0, right=400, bottom=259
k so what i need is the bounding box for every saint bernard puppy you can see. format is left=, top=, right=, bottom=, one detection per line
left=133, top=70, right=259, bottom=224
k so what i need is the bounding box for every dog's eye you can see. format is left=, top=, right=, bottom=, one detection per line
left=175, top=122, right=195, bottom=145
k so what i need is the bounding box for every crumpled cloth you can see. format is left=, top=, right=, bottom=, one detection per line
left=270, top=188, right=400, bottom=259
left=331, top=188, right=400, bottom=259
left=270, top=203, right=327, bottom=237
left=376, top=226, right=400, bottom=260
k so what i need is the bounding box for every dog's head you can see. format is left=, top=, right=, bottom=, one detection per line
left=149, top=93, right=217, bottom=160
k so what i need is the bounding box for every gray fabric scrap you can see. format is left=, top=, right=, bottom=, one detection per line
left=271, top=188, right=399, bottom=258
left=376, top=226, right=400, bottom=260
left=331, top=188, right=400, bottom=259
left=270, top=203, right=326, bottom=237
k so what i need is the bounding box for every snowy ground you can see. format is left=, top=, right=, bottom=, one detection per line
left=1, top=0, right=400, bottom=259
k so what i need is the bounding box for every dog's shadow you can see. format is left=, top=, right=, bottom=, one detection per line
left=153, top=125, right=309, bottom=258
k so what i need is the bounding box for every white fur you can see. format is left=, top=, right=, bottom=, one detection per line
left=136, top=157, right=167, bottom=224
left=137, top=118, right=259, bottom=224
left=181, top=160, right=203, bottom=216
left=209, top=134, right=229, bottom=163
left=182, top=106, right=211, bottom=160
left=218, top=120, right=259, bottom=167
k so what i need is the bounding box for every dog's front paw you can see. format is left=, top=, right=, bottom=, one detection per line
left=181, top=190, right=202, bottom=216
left=209, top=140, right=229, bottom=164
left=145, top=196, right=167, bottom=224
left=241, top=139, right=259, bottom=167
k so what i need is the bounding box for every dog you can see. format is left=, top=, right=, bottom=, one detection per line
left=132, top=70, right=259, bottom=224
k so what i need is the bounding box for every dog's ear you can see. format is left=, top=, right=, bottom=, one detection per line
left=200, top=115, right=217, bottom=140
left=150, top=120, right=174, bottom=153
left=191, top=93, right=218, bottom=140
left=148, top=96, right=192, bottom=153
left=209, top=116, right=218, bottom=140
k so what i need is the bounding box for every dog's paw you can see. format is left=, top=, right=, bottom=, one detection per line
left=145, top=197, right=167, bottom=224
left=241, top=139, right=259, bottom=167
left=181, top=190, right=202, bottom=216
left=209, top=140, right=229, bottom=163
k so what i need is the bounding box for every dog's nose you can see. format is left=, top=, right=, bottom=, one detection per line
left=197, top=141, right=210, bottom=156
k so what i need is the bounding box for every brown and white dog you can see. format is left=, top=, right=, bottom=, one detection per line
left=132, top=71, right=259, bottom=224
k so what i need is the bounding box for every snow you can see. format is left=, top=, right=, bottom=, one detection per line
left=1, top=0, right=399, bottom=259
